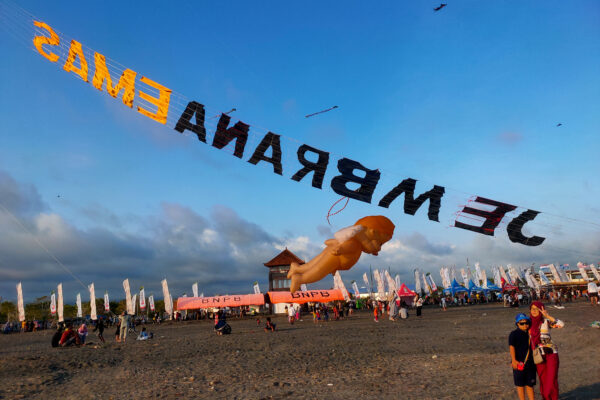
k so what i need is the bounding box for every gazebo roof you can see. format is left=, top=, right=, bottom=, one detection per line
left=264, top=248, right=304, bottom=267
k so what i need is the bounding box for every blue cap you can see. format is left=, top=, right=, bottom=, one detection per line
left=515, top=313, right=530, bottom=325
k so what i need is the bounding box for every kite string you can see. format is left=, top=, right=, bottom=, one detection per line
left=2, top=1, right=599, bottom=233
left=0, top=202, right=87, bottom=290
left=327, top=196, right=349, bottom=225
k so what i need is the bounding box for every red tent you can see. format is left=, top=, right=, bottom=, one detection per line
left=501, top=277, right=518, bottom=292
left=397, top=283, right=416, bottom=297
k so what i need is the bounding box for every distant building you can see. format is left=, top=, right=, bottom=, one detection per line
left=264, top=248, right=304, bottom=313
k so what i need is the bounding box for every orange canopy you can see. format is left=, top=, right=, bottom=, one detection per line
left=268, top=289, right=344, bottom=304
left=176, top=293, right=265, bottom=310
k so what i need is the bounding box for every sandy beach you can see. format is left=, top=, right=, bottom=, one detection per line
left=1, top=301, right=599, bottom=399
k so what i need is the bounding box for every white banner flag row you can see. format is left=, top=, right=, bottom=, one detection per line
left=50, top=292, right=56, bottom=315
left=104, top=292, right=110, bottom=312
left=414, top=269, right=421, bottom=295
left=300, top=284, right=308, bottom=292
left=192, top=282, right=199, bottom=298
left=162, top=279, right=173, bottom=319
left=123, top=279, right=133, bottom=315
left=149, top=295, right=155, bottom=312
left=253, top=281, right=261, bottom=294
left=76, top=293, right=82, bottom=318
left=139, top=287, right=146, bottom=310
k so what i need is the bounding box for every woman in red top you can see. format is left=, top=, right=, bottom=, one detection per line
left=529, top=301, right=561, bottom=400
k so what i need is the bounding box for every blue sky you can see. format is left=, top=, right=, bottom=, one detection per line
left=0, top=1, right=598, bottom=301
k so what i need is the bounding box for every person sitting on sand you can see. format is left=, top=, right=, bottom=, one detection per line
left=77, top=323, right=88, bottom=344
left=51, top=324, right=65, bottom=348
left=136, top=327, right=153, bottom=341
left=287, top=216, right=395, bottom=292
left=59, top=324, right=81, bottom=347
left=264, top=317, right=276, bottom=332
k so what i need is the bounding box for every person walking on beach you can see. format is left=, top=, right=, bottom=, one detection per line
left=509, top=313, right=536, bottom=400
left=119, top=311, right=129, bottom=343
left=440, top=296, right=446, bottom=312
left=529, top=301, right=563, bottom=400
left=416, top=296, right=423, bottom=316
left=373, top=302, right=379, bottom=322
left=587, top=281, right=598, bottom=306
left=93, top=318, right=105, bottom=343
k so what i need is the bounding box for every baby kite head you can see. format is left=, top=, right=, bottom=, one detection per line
left=354, top=215, right=395, bottom=242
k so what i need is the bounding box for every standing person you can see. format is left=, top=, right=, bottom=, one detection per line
left=529, top=301, right=563, bottom=400
left=119, top=311, right=129, bottom=343
left=93, top=318, right=105, bottom=343
left=509, top=313, right=536, bottom=400
left=416, top=296, right=424, bottom=316
left=440, top=296, right=446, bottom=312
left=287, top=304, right=295, bottom=325
left=77, top=323, right=88, bottom=345
left=373, top=301, right=379, bottom=322
left=114, top=319, right=121, bottom=342
left=587, top=281, right=598, bottom=306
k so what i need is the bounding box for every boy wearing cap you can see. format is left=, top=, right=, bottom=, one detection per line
left=509, top=313, right=536, bottom=400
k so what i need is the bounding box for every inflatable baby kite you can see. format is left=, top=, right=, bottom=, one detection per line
left=287, top=216, right=395, bottom=292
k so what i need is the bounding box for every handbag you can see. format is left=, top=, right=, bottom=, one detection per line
left=532, top=346, right=544, bottom=364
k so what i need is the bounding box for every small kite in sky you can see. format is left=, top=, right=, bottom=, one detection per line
left=209, top=108, right=237, bottom=119
left=305, top=105, right=339, bottom=118
left=556, top=123, right=562, bottom=127
left=434, top=4, right=447, bottom=11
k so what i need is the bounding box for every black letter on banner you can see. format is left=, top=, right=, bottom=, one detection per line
left=506, top=210, right=546, bottom=246
left=234, top=296, right=241, bottom=301
left=322, top=291, right=330, bottom=297
left=378, top=178, right=445, bottom=222
left=174, top=101, right=207, bottom=142
left=454, top=196, right=517, bottom=236
left=212, top=114, right=249, bottom=158
left=247, top=132, right=283, bottom=175
left=291, top=292, right=300, bottom=299
left=291, top=144, right=330, bottom=189
left=330, top=158, right=380, bottom=203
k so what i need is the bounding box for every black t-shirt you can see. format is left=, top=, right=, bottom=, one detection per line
left=508, top=328, right=530, bottom=362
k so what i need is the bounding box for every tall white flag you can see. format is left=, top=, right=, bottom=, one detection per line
left=445, top=268, right=452, bottom=289
left=161, top=279, right=173, bottom=319
left=439, top=268, right=448, bottom=288
left=57, top=283, right=64, bottom=323
left=493, top=267, right=502, bottom=287
left=422, top=274, right=431, bottom=294
left=16, top=282, right=25, bottom=322
left=385, top=270, right=397, bottom=292
left=253, top=281, right=261, bottom=294
left=300, top=284, right=308, bottom=292
left=414, top=269, right=421, bottom=295
left=148, top=295, right=155, bottom=311
left=590, top=264, right=600, bottom=282
left=123, top=279, right=133, bottom=315
left=475, top=263, right=483, bottom=285
left=50, top=292, right=56, bottom=315
left=139, top=287, right=146, bottom=310
left=461, top=268, right=469, bottom=287
left=104, top=292, right=110, bottom=312
left=362, top=272, right=370, bottom=290
left=395, top=275, right=401, bottom=290
left=131, top=294, right=137, bottom=315
left=577, top=262, right=590, bottom=281
left=426, top=273, right=438, bottom=292
left=352, top=281, right=360, bottom=297
left=76, top=293, right=82, bottom=318
left=333, top=271, right=350, bottom=301
left=89, top=283, right=97, bottom=321
left=192, top=282, right=199, bottom=298
left=547, top=264, right=562, bottom=283
left=500, top=266, right=511, bottom=284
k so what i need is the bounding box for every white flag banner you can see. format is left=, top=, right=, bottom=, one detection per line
left=104, top=292, right=110, bottom=312
left=475, top=263, right=483, bottom=285
left=385, top=270, right=397, bottom=292
left=426, top=273, right=438, bottom=292
left=445, top=268, right=452, bottom=289
left=439, top=268, right=448, bottom=288
left=539, top=268, right=552, bottom=285
left=139, top=288, right=146, bottom=310
left=493, top=267, right=502, bottom=287
left=422, top=274, right=431, bottom=295
left=148, top=295, right=155, bottom=311
left=16, top=282, right=25, bottom=322
left=253, top=281, right=261, bottom=294
left=508, top=265, right=521, bottom=284
left=558, top=264, right=571, bottom=282
left=334, top=271, right=350, bottom=301
left=362, top=272, right=370, bottom=290
left=395, top=275, right=401, bottom=290
left=50, top=292, right=56, bottom=315
left=461, top=268, right=469, bottom=288
left=300, top=284, right=308, bottom=292
left=57, top=283, right=64, bottom=323
left=414, top=269, right=421, bottom=295
left=547, top=264, right=562, bottom=283
left=481, top=269, right=488, bottom=287
left=373, top=269, right=385, bottom=297
left=199, top=292, right=204, bottom=298
left=89, top=283, right=97, bottom=321
left=450, top=267, right=457, bottom=282
left=76, top=293, right=82, bottom=318
left=577, top=262, right=590, bottom=281
left=131, top=294, right=137, bottom=315
left=500, top=266, right=511, bottom=284
left=380, top=270, right=387, bottom=293
left=161, top=279, right=173, bottom=319
left=192, top=282, right=199, bottom=298
left=590, top=264, right=600, bottom=282
left=467, top=267, right=473, bottom=282
left=123, top=279, right=133, bottom=315
left=352, top=281, right=360, bottom=297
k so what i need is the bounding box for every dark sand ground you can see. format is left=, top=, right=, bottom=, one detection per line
left=1, top=301, right=599, bottom=399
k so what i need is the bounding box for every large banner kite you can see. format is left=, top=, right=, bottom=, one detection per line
left=177, top=293, right=265, bottom=310
left=268, top=290, right=344, bottom=304
left=7, top=15, right=549, bottom=248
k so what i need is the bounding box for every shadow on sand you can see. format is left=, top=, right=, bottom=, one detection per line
left=560, top=381, right=600, bottom=400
